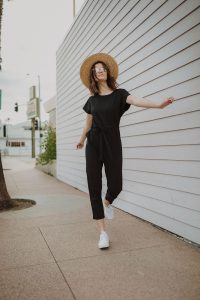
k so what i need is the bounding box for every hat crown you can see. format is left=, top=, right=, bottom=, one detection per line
left=80, top=53, right=118, bottom=88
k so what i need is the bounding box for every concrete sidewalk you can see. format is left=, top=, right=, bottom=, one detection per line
left=0, top=156, right=199, bottom=300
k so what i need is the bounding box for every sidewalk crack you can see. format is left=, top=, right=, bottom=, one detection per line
left=38, top=227, right=77, bottom=300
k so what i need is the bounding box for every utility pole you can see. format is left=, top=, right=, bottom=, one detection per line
left=27, top=74, right=42, bottom=154
left=37, top=75, right=42, bottom=153
left=73, top=0, right=76, bottom=18
left=27, top=86, right=38, bottom=158
left=31, top=117, right=36, bottom=158
left=5, top=118, right=10, bottom=155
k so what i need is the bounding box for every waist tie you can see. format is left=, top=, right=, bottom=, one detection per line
left=88, top=125, right=119, bottom=161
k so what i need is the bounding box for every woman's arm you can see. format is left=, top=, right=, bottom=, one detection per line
left=76, top=114, right=93, bottom=149
left=126, top=94, right=175, bottom=109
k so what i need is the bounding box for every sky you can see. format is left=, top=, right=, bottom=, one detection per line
left=0, top=0, right=86, bottom=124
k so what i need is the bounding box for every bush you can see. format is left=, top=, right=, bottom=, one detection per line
left=36, top=124, right=56, bottom=165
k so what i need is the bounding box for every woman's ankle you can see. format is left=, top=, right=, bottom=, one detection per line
left=104, top=199, right=110, bottom=207
left=96, top=218, right=106, bottom=233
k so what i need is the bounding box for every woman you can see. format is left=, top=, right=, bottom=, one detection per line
left=76, top=53, right=174, bottom=249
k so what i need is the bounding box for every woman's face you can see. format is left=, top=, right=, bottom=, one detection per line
left=93, top=62, right=108, bottom=82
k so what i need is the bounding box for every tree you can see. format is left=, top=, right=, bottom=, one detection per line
left=0, top=152, right=15, bottom=210
left=36, top=124, right=56, bottom=165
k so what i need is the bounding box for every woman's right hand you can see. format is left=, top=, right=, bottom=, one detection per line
left=76, top=141, right=84, bottom=149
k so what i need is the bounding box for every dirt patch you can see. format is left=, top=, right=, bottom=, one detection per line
left=1, top=199, right=36, bottom=212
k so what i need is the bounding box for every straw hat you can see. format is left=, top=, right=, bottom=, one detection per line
left=80, top=52, right=119, bottom=88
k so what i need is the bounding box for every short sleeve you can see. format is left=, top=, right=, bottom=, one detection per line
left=83, top=97, right=92, bottom=114
left=120, top=89, right=131, bottom=115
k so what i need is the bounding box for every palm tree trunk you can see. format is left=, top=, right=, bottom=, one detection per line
left=0, top=152, right=14, bottom=210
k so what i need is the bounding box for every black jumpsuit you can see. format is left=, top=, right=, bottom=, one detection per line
left=83, top=88, right=131, bottom=220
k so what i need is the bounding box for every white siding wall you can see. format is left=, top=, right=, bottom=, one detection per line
left=56, top=0, right=200, bottom=244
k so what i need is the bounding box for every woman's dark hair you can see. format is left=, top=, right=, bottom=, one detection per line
left=89, top=61, right=118, bottom=95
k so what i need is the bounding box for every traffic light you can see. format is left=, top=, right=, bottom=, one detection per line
left=14, top=102, right=18, bottom=112
left=35, top=119, right=38, bottom=130
left=3, top=125, right=6, bottom=137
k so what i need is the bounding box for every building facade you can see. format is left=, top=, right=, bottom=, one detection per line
left=0, top=120, right=41, bottom=156
left=56, top=0, right=200, bottom=244
left=43, top=95, right=56, bottom=128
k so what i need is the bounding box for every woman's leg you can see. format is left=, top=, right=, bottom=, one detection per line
left=101, top=143, right=122, bottom=221
left=104, top=162, right=123, bottom=205
left=103, top=147, right=123, bottom=205
left=96, top=218, right=106, bottom=232
left=85, top=139, right=110, bottom=249
left=86, top=142, right=105, bottom=221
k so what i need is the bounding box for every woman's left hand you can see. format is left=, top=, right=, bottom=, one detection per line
left=159, top=96, right=175, bottom=109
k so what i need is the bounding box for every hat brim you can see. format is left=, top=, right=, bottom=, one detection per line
left=80, top=53, right=118, bottom=88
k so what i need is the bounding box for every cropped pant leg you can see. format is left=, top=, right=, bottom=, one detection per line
left=103, top=145, right=123, bottom=205
left=85, top=141, right=104, bottom=220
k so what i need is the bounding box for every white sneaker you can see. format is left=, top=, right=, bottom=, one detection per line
left=104, top=204, right=114, bottom=220
left=98, top=231, right=109, bottom=249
